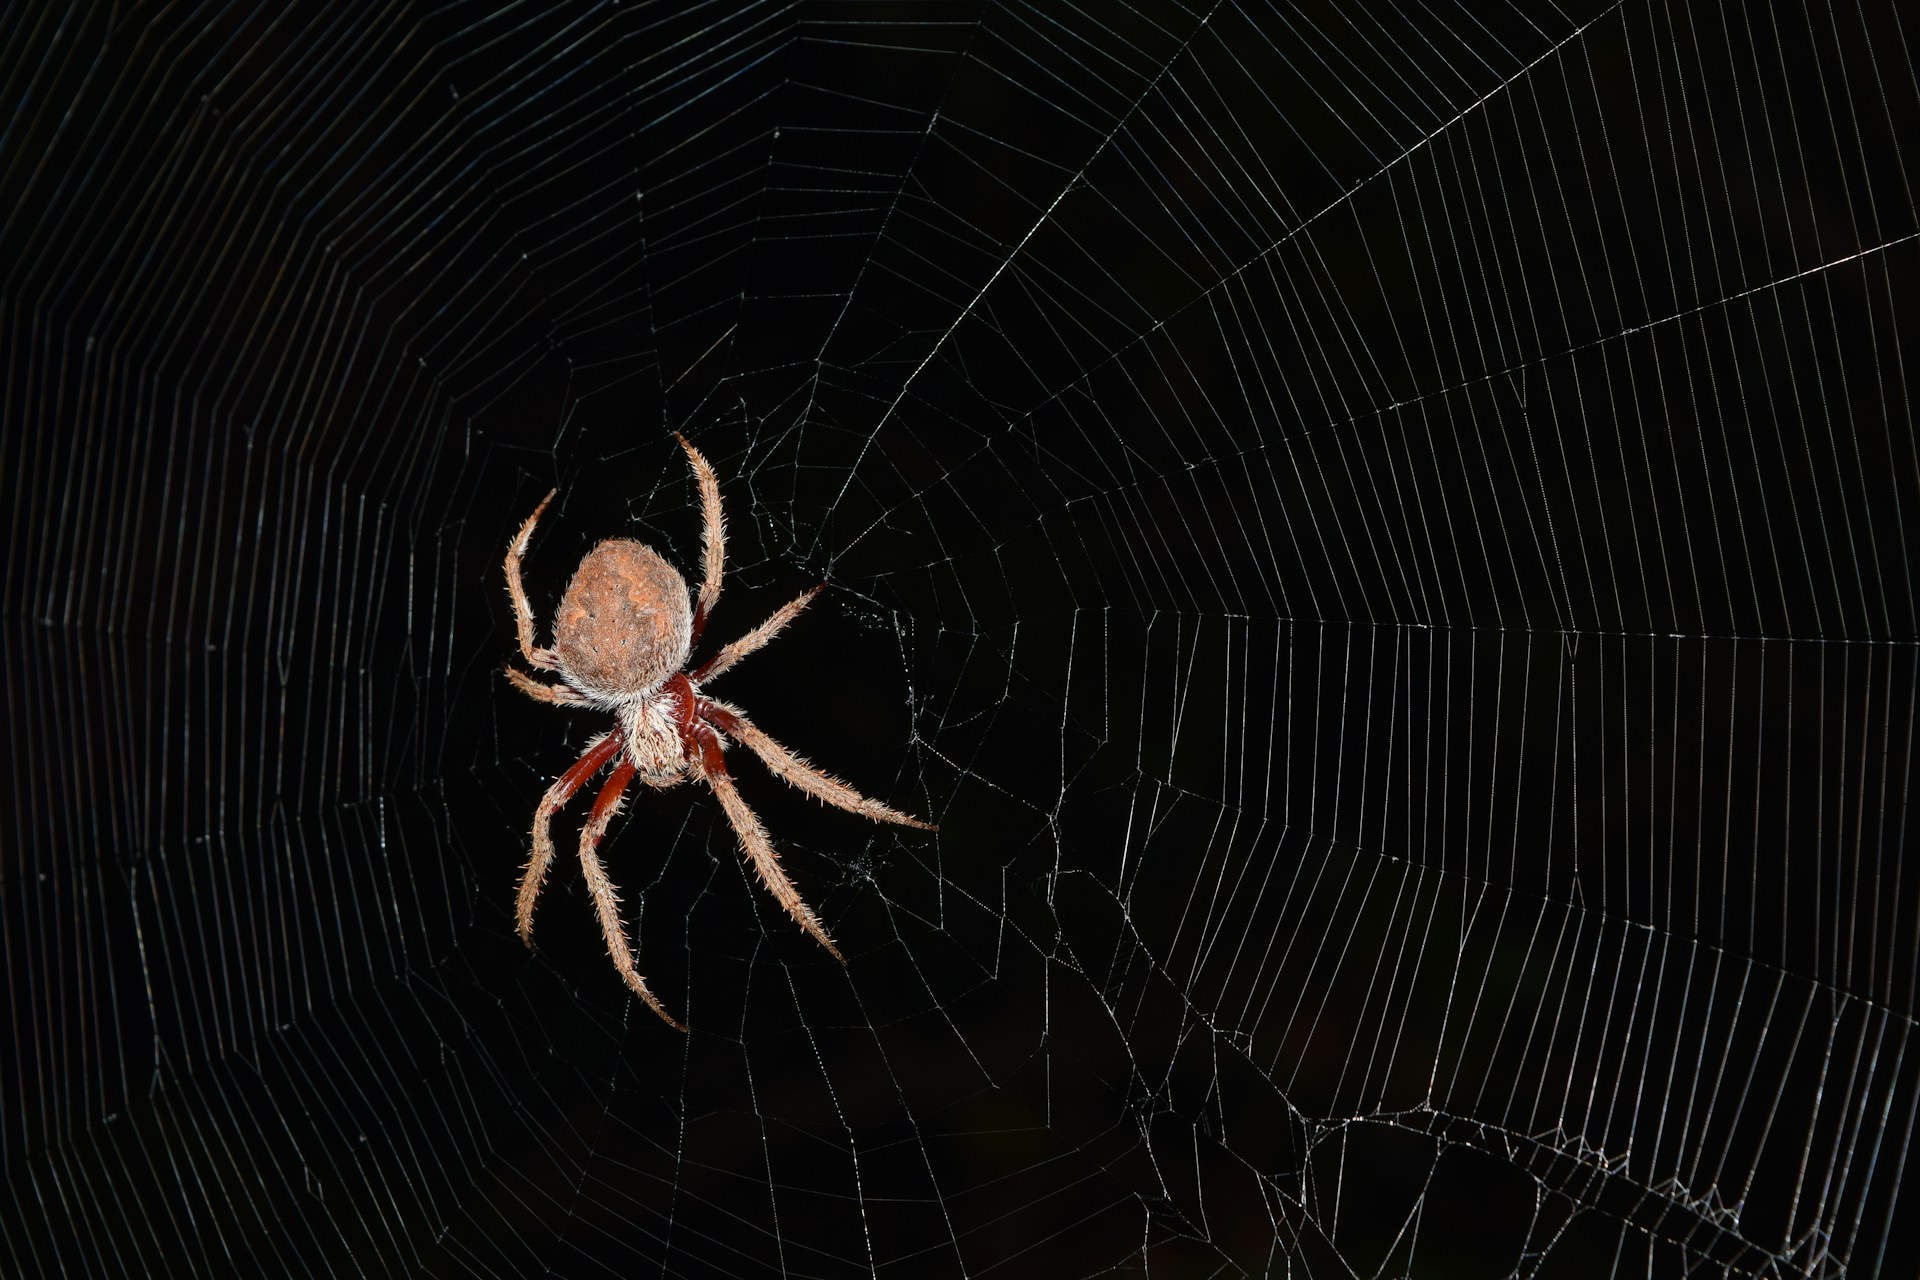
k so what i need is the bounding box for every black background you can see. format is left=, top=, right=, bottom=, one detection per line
left=4, top=1, right=1917, bottom=1275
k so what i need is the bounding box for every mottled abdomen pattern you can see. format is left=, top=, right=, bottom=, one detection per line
left=554, top=540, right=693, bottom=696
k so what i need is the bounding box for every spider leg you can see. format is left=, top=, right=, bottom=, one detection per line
left=519, top=730, right=624, bottom=943
left=692, top=726, right=845, bottom=963
left=507, top=488, right=563, bottom=671
left=676, top=434, right=725, bottom=645
left=700, top=699, right=936, bottom=831
left=577, top=757, right=685, bottom=1030
left=505, top=664, right=590, bottom=705
left=691, top=586, right=821, bottom=684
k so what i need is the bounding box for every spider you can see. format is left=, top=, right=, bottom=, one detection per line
left=504, top=435, right=935, bottom=1029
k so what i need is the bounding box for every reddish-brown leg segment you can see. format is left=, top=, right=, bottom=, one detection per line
left=518, top=730, right=624, bottom=943
left=576, top=758, right=684, bottom=1029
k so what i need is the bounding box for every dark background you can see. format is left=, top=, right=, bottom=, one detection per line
left=4, top=1, right=1916, bottom=1275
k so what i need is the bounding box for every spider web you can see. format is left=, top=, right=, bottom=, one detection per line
left=4, top=1, right=1917, bottom=1275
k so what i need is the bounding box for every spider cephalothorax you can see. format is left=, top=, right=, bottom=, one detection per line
left=505, top=435, right=934, bottom=1029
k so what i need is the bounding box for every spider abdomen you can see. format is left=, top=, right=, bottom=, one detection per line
left=554, top=539, right=692, bottom=697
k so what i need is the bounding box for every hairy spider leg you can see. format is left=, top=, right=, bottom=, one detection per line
left=689, top=719, right=846, bottom=964
left=700, top=699, right=936, bottom=831
left=690, top=585, right=821, bottom=684
left=519, top=730, right=625, bottom=943
left=577, top=757, right=685, bottom=1030
left=676, top=434, right=725, bottom=646
left=504, top=664, right=590, bottom=705
left=506, top=488, right=563, bottom=670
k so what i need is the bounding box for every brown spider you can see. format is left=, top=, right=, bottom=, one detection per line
left=505, top=435, right=935, bottom=1029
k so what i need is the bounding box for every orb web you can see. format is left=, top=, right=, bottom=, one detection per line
left=3, top=1, right=1916, bottom=1274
